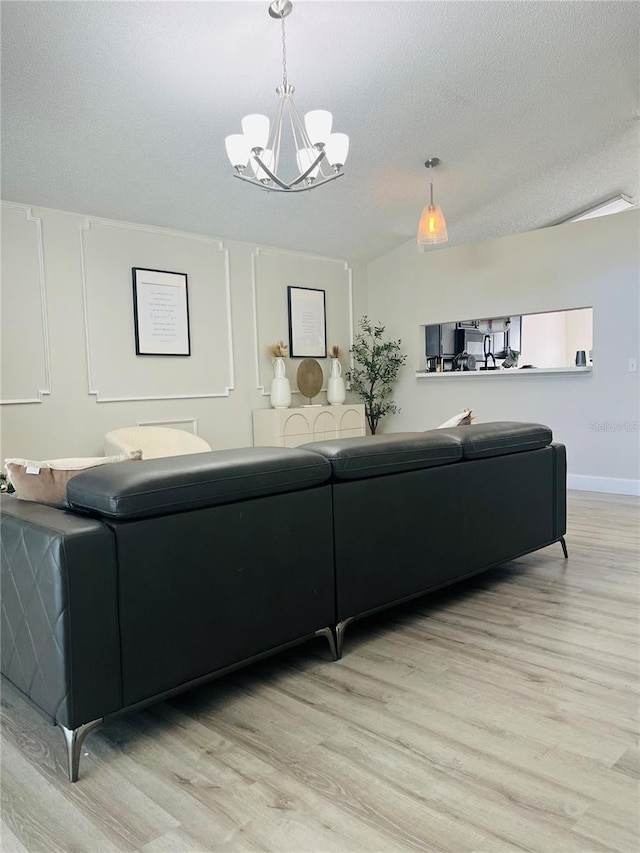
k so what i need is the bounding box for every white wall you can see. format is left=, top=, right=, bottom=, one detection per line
left=366, top=210, right=640, bottom=494
left=0, top=202, right=367, bottom=459
left=519, top=311, right=568, bottom=368
left=564, top=307, right=593, bottom=366
left=3, top=200, right=636, bottom=494
left=517, top=307, right=593, bottom=368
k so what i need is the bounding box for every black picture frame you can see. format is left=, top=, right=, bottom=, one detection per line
left=287, top=286, right=327, bottom=358
left=132, top=267, right=191, bottom=356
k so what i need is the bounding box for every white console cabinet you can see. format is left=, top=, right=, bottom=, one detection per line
left=253, top=404, right=366, bottom=447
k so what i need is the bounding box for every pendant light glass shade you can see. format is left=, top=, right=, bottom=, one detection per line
left=417, top=203, right=448, bottom=246
left=241, top=114, right=270, bottom=151
left=325, top=133, right=349, bottom=168
left=304, top=110, right=333, bottom=146
left=225, top=134, right=251, bottom=169
left=417, top=158, right=448, bottom=250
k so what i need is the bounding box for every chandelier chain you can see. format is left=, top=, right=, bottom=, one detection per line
left=281, top=18, right=287, bottom=86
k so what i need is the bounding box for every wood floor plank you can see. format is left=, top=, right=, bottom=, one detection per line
left=1, top=702, right=180, bottom=850
left=0, top=740, right=123, bottom=852
left=570, top=800, right=640, bottom=853
left=0, top=820, right=31, bottom=853
left=1, top=490, right=638, bottom=852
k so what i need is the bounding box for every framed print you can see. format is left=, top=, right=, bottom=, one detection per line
left=287, top=286, right=327, bottom=358
left=132, top=268, right=191, bottom=356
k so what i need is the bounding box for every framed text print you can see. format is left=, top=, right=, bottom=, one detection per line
left=287, top=286, right=327, bottom=358
left=132, top=268, right=191, bottom=356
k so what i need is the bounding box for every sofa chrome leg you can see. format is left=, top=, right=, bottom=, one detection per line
left=315, top=626, right=338, bottom=661
left=335, top=617, right=355, bottom=660
left=560, top=536, right=568, bottom=558
left=58, top=718, right=103, bottom=782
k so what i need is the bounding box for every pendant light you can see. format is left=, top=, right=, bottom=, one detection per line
left=417, top=158, right=448, bottom=249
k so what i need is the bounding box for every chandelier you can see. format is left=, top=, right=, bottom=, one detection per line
left=224, top=0, right=349, bottom=193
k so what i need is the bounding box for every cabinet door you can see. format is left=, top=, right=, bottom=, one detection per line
left=282, top=412, right=311, bottom=446
left=313, top=410, right=339, bottom=441
left=340, top=408, right=365, bottom=435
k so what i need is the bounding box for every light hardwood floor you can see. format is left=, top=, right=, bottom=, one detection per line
left=1, top=491, right=638, bottom=853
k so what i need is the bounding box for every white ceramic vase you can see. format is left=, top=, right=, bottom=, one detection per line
left=270, top=357, right=291, bottom=408
left=327, top=358, right=346, bottom=406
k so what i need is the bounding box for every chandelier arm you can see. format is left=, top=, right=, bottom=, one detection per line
left=269, top=95, right=287, bottom=178
left=287, top=96, right=315, bottom=150
left=252, top=153, right=292, bottom=190
left=290, top=149, right=327, bottom=187
left=235, top=171, right=343, bottom=192
left=285, top=96, right=330, bottom=183
left=275, top=171, right=343, bottom=192
left=286, top=104, right=304, bottom=157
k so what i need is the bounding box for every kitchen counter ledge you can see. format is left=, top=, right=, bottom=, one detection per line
left=415, top=366, right=593, bottom=379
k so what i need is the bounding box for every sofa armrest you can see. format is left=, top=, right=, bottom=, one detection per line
left=0, top=496, right=121, bottom=728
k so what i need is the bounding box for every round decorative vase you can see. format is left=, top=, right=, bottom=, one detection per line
left=270, top=357, right=291, bottom=409
left=327, top=358, right=346, bottom=406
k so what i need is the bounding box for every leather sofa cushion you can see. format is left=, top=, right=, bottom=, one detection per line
left=434, top=421, right=552, bottom=459
left=67, top=447, right=331, bottom=519
left=301, top=432, right=463, bottom=480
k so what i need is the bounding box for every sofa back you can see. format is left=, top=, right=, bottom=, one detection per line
left=302, top=423, right=566, bottom=621
left=2, top=446, right=337, bottom=724
left=66, top=446, right=330, bottom=519
left=67, top=446, right=337, bottom=709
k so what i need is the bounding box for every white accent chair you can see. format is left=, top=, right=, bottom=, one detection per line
left=104, top=427, right=212, bottom=460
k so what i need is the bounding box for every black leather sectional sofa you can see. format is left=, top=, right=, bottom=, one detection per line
left=0, top=422, right=567, bottom=781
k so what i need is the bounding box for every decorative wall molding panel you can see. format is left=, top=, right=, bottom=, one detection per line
left=252, top=247, right=353, bottom=396
left=79, top=218, right=234, bottom=402
left=0, top=203, right=51, bottom=404
left=136, top=417, right=199, bottom=434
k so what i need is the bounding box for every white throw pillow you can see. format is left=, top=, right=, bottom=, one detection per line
left=436, top=409, right=475, bottom=429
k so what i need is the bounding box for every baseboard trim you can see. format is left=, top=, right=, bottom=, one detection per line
left=568, top=474, right=640, bottom=496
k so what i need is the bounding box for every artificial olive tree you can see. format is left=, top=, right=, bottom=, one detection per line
left=347, top=316, right=407, bottom=435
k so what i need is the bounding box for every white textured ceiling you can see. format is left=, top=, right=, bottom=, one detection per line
left=2, top=1, right=638, bottom=261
